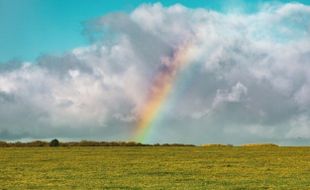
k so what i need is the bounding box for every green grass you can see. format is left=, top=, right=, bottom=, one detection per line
left=0, top=147, right=310, bottom=189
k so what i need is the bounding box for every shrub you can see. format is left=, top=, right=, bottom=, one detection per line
left=49, top=139, right=60, bottom=147
left=27, top=141, right=49, bottom=147
left=0, top=141, right=9, bottom=147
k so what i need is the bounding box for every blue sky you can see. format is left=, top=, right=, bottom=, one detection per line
left=1, top=0, right=310, bottom=62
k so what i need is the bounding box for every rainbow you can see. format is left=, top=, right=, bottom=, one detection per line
left=133, top=41, right=195, bottom=143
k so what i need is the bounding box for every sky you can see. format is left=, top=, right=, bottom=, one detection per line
left=0, top=0, right=310, bottom=145
left=2, top=0, right=310, bottom=62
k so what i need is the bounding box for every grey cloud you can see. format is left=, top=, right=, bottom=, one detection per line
left=0, top=3, right=310, bottom=145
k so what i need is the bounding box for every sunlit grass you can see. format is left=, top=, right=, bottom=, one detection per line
left=0, top=146, right=309, bottom=189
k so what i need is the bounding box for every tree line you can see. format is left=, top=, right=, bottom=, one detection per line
left=0, top=139, right=196, bottom=147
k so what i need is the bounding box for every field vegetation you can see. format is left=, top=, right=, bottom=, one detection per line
left=0, top=144, right=309, bottom=189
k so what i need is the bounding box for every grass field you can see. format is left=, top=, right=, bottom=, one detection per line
left=1, top=146, right=309, bottom=189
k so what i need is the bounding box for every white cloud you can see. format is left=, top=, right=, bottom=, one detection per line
left=213, top=82, right=247, bottom=107
left=0, top=2, right=310, bottom=144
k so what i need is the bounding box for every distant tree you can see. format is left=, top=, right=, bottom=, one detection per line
left=27, top=141, right=48, bottom=147
left=0, top=141, right=9, bottom=147
left=49, top=139, right=60, bottom=147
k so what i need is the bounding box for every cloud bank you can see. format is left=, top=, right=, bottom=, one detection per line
left=0, top=3, right=310, bottom=144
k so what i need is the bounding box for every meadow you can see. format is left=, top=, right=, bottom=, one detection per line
left=0, top=146, right=309, bottom=189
